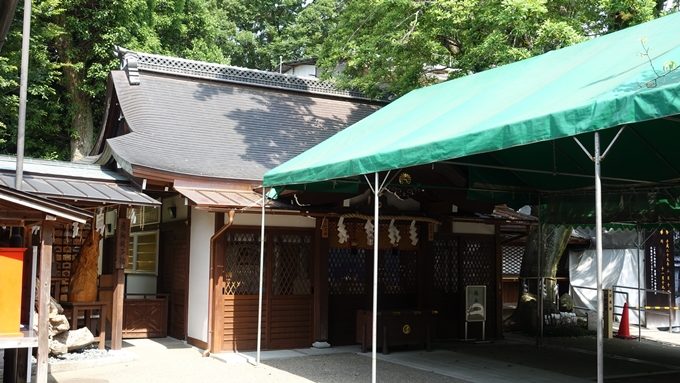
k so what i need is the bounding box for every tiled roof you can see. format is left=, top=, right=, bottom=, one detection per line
left=100, top=64, right=383, bottom=180
left=0, top=156, right=158, bottom=206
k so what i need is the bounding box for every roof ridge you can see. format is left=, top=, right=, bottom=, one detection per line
left=116, top=47, right=379, bottom=101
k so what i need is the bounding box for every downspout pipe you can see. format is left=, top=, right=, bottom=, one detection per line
left=208, top=210, right=235, bottom=354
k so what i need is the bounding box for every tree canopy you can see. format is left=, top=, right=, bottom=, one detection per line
left=317, top=0, right=669, bottom=97
left=0, top=0, right=675, bottom=160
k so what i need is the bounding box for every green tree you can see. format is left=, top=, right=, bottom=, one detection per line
left=0, top=1, right=69, bottom=159
left=0, top=0, right=232, bottom=160
left=317, top=0, right=660, bottom=98
left=266, top=0, right=345, bottom=67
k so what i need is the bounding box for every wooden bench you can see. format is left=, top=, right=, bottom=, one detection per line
left=61, top=301, right=107, bottom=350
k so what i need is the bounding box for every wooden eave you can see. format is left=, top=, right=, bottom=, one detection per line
left=0, top=186, right=91, bottom=224
left=130, top=164, right=260, bottom=190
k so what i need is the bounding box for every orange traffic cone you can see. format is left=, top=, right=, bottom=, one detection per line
left=615, top=302, right=635, bottom=339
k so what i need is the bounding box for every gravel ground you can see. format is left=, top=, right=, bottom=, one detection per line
left=265, top=353, right=464, bottom=383
left=47, top=339, right=460, bottom=383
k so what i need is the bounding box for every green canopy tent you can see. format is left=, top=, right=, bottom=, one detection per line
left=262, top=12, right=680, bottom=383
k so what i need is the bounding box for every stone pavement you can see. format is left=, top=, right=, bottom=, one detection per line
left=43, top=329, right=680, bottom=383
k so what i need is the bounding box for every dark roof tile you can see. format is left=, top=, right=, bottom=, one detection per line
left=106, top=70, right=382, bottom=180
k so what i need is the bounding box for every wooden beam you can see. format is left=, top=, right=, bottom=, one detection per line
left=111, top=208, right=130, bottom=350
left=36, top=220, right=54, bottom=383
left=210, top=213, right=224, bottom=353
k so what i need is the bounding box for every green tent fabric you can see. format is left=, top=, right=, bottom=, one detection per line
left=263, top=12, right=680, bottom=189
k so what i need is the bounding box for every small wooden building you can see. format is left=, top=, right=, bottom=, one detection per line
left=0, top=184, right=91, bottom=383
left=0, top=155, right=160, bottom=351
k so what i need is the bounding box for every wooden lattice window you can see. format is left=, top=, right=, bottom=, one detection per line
left=329, top=247, right=366, bottom=295
left=433, top=238, right=459, bottom=293
left=502, top=245, right=524, bottom=276
left=378, top=249, right=417, bottom=295
left=272, top=233, right=312, bottom=295
left=222, top=232, right=261, bottom=295
left=130, top=206, right=160, bottom=228
left=461, top=237, right=495, bottom=286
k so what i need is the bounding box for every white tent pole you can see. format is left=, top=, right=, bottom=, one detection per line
left=594, top=132, right=604, bottom=383
left=371, top=172, right=379, bottom=383
left=257, top=187, right=266, bottom=365
left=636, top=225, right=641, bottom=342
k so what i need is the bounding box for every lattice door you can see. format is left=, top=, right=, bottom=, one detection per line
left=329, top=247, right=367, bottom=296
left=220, top=230, right=314, bottom=351
left=378, top=249, right=417, bottom=295
left=272, top=233, right=312, bottom=295
left=460, top=237, right=495, bottom=286
left=432, top=238, right=459, bottom=293
left=222, top=232, right=261, bottom=295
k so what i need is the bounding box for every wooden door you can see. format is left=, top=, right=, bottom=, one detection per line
left=159, top=221, right=190, bottom=340
left=219, top=229, right=313, bottom=351
left=430, top=234, right=497, bottom=340
left=269, top=233, right=313, bottom=349
left=328, top=247, right=369, bottom=345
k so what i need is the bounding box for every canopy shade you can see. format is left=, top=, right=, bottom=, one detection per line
left=263, top=13, right=680, bottom=191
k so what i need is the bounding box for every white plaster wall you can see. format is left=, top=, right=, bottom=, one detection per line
left=187, top=208, right=214, bottom=342
left=284, top=64, right=317, bottom=78
left=451, top=221, right=495, bottom=235
left=232, top=212, right=316, bottom=228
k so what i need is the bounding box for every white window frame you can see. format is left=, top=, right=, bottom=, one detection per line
left=126, top=230, right=160, bottom=275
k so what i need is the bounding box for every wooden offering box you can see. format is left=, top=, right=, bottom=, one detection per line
left=356, top=309, right=437, bottom=354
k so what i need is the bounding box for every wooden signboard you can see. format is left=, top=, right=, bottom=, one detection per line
left=115, top=218, right=130, bottom=269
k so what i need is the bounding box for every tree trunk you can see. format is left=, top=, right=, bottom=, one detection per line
left=514, top=224, right=572, bottom=331
left=56, top=25, right=95, bottom=161
left=69, top=230, right=100, bottom=302
left=62, top=64, right=95, bottom=161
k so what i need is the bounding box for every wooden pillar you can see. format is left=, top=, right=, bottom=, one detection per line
left=36, top=220, right=54, bottom=383
left=210, top=213, right=225, bottom=353
left=495, top=224, right=503, bottom=339
left=417, top=223, right=431, bottom=311
left=313, top=218, right=330, bottom=345
left=111, top=208, right=130, bottom=350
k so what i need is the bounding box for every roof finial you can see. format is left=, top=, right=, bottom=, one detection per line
left=114, top=46, right=140, bottom=85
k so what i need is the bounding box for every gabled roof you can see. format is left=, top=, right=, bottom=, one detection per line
left=0, top=155, right=159, bottom=206
left=94, top=49, right=384, bottom=182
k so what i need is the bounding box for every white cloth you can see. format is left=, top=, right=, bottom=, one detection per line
left=569, top=249, right=645, bottom=325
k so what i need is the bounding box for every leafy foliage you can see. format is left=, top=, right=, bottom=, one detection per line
left=0, top=0, right=671, bottom=159
left=316, top=0, right=661, bottom=97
